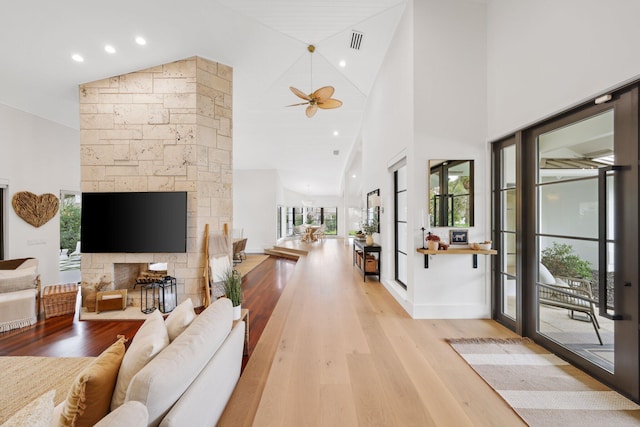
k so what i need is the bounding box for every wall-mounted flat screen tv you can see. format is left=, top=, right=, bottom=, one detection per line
left=81, top=191, right=187, bottom=253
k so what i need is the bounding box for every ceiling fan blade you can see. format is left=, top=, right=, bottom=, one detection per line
left=286, top=102, right=310, bottom=107
left=290, top=86, right=311, bottom=101
left=306, top=105, right=318, bottom=118
left=312, top=86, right=335, bottom=102
left=317, top=98, right=343, bottom=109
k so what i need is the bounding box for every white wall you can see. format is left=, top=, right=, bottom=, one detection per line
left=233, top=169, right=279, bottom=252
left=362, top=0, right=489, bottom=318
left=361, top=0, right=415, bottom=311
left=0, top=103, right=80, bottom=287
left=411, top=0, right=489, bottom=318
left=487, top=0, right=640, bottom=139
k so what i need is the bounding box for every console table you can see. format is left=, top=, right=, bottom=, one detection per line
left=353, top=239, right=381, bottom=282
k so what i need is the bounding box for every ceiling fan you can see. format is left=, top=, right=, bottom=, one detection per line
left=287, top=45, right=343, bottom=118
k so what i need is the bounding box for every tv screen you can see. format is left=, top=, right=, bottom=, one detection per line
left=81, top=191, right=187, bottom=253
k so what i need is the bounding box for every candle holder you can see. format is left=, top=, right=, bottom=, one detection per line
left=421, top=227, right=425, bottom=249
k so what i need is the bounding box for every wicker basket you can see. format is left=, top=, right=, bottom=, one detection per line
left=365, top=255, right=378, bottom=272
left=43, top=283, right=78, bottom=318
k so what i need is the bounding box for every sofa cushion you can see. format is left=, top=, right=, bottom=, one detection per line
left=94, top=401, right=148, bottom=427
left=165, top=298, right=196, bottom=341
left=1, top=389, right=54, bottom=427
left=111, top=310, right=169, bottom=410
left=59, top=337, right=125, bottom=427
left=159, top=321, right=245, bottom=427
left=126, top=297, right=233, bottom=427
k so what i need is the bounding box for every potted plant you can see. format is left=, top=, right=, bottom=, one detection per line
left=222, top=268, right=243, bottom=319
left=426, top=232, right=440, bottom=250
left=361, top=219, right=378, bottom=246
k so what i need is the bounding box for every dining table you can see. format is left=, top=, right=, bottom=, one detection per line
left=301, top=225, right=320, bottom=242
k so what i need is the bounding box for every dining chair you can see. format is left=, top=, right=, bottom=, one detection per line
left=315, top=224, right=327, bottom=241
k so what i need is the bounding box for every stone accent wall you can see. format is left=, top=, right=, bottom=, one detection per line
left=79, top=57, right=232, bottom=307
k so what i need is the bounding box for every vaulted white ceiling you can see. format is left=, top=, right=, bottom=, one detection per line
left=0, top=0, right=406, bottom=195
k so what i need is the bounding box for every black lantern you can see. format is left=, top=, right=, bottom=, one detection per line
left=140, top=283, right=157, bottom=314
left=157, top=276, right=177, bottom=313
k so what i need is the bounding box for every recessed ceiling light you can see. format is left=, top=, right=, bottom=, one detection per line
left=339, top=60, right=346, bottom=68
left=135, top=36, right=147, bottom=46
left=104, top=45, right=116, bottom=54
left=352, top=174, right=357, bottom=178
left=71, top=54, right=84, bottom=62
left=333, top=130, right=339, bottom=136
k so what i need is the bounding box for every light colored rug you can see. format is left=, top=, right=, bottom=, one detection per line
left=448, top=338, right=640, bottom=426
left=235, top=254, right=270, bottom=278
left=0, top=356, right=94, bottom=423
left=80, top=306, right=152, bottom=321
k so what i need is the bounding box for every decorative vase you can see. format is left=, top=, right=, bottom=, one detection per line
left=365, top=235, right=374, bottom=246
left=428, top=240, right=438, bottom=251
left=233, top=304, right=242, bottom=320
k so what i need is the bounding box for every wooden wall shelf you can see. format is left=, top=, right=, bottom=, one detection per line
left=416, top=248, right=497, bottom=268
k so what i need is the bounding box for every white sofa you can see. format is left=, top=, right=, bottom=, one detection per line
left=0, top=258, right=40, bottom=332
left=52, top=297, right=245, bottom=427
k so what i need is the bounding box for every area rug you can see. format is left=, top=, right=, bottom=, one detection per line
left=235, top=254, right=270, bottom=278
left=448, top=338, right=640, bottom=427
left=0, top=356, right=94, bottom=423
left=80, top=306, right=152, bottom=321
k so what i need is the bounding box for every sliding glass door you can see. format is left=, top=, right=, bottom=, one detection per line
left=535, top=109, right=615, bottom=370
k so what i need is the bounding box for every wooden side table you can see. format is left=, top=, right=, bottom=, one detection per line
left=233, top=308, right=249, bottom=355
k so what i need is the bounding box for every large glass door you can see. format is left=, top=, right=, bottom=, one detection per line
left=529, top=91, right=639, bottom=400
left=493, top=139, right=519, bottom=330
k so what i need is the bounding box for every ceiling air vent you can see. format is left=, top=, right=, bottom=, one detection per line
left=350, top=31, right=363, bottom=50
left=333, top=150, right=340, bottom=156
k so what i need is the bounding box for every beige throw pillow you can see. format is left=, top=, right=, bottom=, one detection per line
left=1, top=389, right=55, bottom=427
left=59, top=337, right=125, bottom=427
left=165, top=298, right=196, bottom=341
left=110, top=310, right=169, bottom=410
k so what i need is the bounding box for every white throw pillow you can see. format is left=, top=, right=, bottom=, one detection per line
left=1, top=389, right=54, bottom=427
left=539, top=263, right=556, bottom=285
left=165, top=298, right=196, bottom=341
left=110, top=310, right=169, bottom=411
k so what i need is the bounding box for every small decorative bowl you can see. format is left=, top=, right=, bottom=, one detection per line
left=477, top=243, right=492, bottom=250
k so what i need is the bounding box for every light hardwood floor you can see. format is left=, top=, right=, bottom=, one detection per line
left=219, top=238, right=527, bottom=426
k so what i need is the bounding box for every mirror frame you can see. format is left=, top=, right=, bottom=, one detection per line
left=366, top=189, right=380, bottom=233
left=429, top=159, right=474, bottom=228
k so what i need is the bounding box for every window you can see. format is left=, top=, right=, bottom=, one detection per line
left=59, top=191, right=81, bottom=282
left=280, top=206, right=338, bottom=237
left=393, top=163, right=408, bottom=289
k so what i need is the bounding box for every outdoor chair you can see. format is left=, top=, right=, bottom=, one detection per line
left=538, top=279, right=602, bottom=345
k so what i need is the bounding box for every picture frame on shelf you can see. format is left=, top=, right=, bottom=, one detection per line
left=449, top=229, right=468, bottom=245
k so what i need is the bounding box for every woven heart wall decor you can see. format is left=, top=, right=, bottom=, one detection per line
left=12, top=191, right=59, bottom=228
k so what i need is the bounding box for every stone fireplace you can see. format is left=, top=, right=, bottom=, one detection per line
left=79, top=57, right=233, bottom=307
